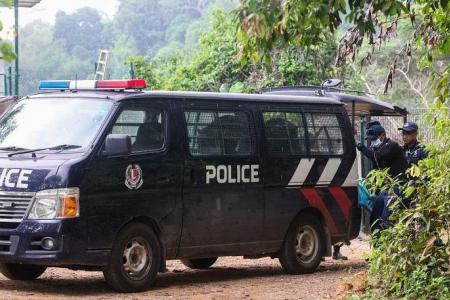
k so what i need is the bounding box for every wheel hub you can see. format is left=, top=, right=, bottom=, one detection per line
left=123, top=238, right=152, bottom=280
left=295, top=225, right=319, bottom=263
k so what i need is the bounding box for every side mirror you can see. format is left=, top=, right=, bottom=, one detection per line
left=103, top=134, right=131, bottom=157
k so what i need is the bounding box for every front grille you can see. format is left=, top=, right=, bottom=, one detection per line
left=0, top=235, right=10, bottom=252
left=0, top=192, right=35, bottom=223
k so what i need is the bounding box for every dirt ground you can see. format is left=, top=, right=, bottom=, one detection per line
left=0, top=239, right=369, bottom=300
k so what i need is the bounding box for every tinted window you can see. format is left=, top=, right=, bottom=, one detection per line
left=305, top=113, right=343, bottom=155
left=112, top=106, right=165, bottom=152
left=263, top=111, right=307, bottom=155
left=185, top=110, right=252, bottom=156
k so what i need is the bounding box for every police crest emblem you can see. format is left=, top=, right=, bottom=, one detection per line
left=125, top=164, right=143, bottom=190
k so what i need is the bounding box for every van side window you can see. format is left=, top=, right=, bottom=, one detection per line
left=262, top=112, right=307, bottom=155
left=305, top=113, right=343, bottom=155
left=112, top=106, right=166, bottom=152
left=184, top=110, right=252, bottom=156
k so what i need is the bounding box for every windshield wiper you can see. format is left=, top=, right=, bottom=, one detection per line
left=47, top=144, right=82, bottom=151
left=8, top=144, right=82, bottom=157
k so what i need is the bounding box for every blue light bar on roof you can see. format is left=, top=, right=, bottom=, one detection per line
left=39, top=80, right=70, bottom=90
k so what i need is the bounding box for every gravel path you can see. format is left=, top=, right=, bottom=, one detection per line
left=0, top=239, right=369, bottom=300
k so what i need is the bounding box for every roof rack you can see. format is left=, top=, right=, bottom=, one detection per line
left=259, top=85, right=377, bottom=97
left=259, top=80, right=408, bottom=118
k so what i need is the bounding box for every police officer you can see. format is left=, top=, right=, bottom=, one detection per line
left=331, top=121, right=388, bottom=260
left=356, top=123, right=408, bottom=229
left=332, top=121, right=388, bottom=260
left=398, top=122, right=428, bottom=166
left=357, top=124, right=408, bottom=178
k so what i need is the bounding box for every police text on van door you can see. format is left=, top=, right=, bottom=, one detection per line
left=206, top=165, right=259, bottom=184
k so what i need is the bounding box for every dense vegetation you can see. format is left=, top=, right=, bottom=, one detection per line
left=131, top=11, right=336, bottom=92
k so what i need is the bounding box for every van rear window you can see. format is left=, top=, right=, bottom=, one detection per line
left=184, top=110, right=252, bottom=156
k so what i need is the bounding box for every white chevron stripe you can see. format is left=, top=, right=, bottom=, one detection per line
left=342, top=156, right=359, bottom=187
left=317, top=158, right=342, bottom=184
left=288, top=158, right=315, bottom=186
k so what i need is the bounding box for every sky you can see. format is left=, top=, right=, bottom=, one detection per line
left=0, top=0, right=119, bottom=34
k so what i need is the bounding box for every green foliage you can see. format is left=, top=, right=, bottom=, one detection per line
left=0, top=0, right=16, bottom=62
left=364, top=134, right=450, bottom=299
left=130, top=11, right=336, bottom=92
left=235, top=0, right=407, bottom=63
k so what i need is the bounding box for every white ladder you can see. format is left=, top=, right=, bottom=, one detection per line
left=94, top=50, right=112, bottom=80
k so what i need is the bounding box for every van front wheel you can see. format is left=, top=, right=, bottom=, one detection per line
left=279, top=214, right=325, bottom=274
left=102, top=223, right=161, bottom=293
left=0, top=263, right=46, bottom=280
left=181, top=257, right=218, bottom=269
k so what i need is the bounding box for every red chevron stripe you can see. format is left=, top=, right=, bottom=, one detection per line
left=300, top=188, right=338, bottom=235
left=328, top=187, right=353, bottom=221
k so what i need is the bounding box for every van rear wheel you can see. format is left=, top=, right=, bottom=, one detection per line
left=0, top=263, right=46, bottom=280
left=279, top=214, right=325, bottom=274
left=102, top=223, right=161, bottom=293
left=181, top=257, right=218, bottom=269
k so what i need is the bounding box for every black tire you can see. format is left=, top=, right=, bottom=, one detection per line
left=102, top=223, right=161, bottom=293
left=0, top=263, right=46, bottom=280
left=279, top=214, right=325, bottom=274
left=180, top=257, right=218, bottom=269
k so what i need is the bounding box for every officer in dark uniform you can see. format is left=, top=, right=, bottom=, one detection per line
left=332, top=121, right=393, bottom=260
left=398, top=122, right=428, bottom=166
left=356, top=123, right=408, bottom=229
left=357, top=124, right=408, bottom=178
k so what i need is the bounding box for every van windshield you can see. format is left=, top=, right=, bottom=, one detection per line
left=0, top=98, right=113, bottom=151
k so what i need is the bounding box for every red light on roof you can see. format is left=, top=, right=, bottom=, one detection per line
left=96, top=80, right=147, bottom=89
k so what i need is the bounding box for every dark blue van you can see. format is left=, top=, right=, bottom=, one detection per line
left=0, top=80, right=360, bottom=292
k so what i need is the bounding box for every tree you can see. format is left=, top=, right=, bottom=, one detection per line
left=235, top=0, right=406, bottom=63
left=114, top=0, right=167, bottom=57
left=54, top=7, right=111, bottom=60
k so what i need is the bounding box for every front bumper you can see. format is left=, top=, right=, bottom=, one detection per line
left=0, top=220, right=110, bottom=266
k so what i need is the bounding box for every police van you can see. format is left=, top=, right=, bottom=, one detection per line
left=0, top=80, right=360, bottom=292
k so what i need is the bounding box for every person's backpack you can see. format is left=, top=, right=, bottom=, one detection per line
left=358, top=180, right=375, bottom=212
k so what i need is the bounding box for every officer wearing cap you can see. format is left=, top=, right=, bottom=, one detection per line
left=357, top=124, right=408, bottom=178
left=398, top=122, right=428, bottom=166
left=365, top=120, right=381, bottom=130
left=356, top=122, right=408, bottom=229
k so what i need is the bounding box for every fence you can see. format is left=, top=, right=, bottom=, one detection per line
left=375, top=108, right=434, bottom=143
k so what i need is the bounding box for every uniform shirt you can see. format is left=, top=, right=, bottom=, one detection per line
left=358, top=138, right=408, bottom=178
left=403, top=141, right=428, bottom=166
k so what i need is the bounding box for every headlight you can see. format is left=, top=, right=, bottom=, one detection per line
left=28, top=188, right=80, bottom=220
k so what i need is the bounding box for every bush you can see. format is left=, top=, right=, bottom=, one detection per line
left=363, top=104, right=450, bottom=299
